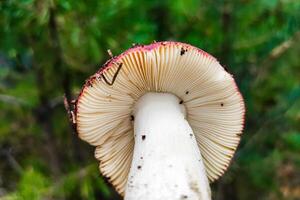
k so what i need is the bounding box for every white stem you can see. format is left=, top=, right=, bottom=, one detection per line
left=125, top=93, right=211, bottom=200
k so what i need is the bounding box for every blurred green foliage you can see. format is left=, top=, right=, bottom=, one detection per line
left=0, top=0, right=299, bottom=199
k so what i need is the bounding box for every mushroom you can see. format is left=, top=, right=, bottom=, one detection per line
left=74, top=41, right=245, bottom=200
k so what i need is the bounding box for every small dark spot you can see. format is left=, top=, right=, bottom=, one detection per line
left=142, top=135, right=146, bottom=140
left=137, top=165, right=142, bottom=169
left=185, top=91, right=189, bottom=95
left=180, top=47, right=187, bottom=56
left=189, top=133, right=193, bottom=137
left=181, top=195, right=188, bottom=199
left=179, top=100, right=183, bottom=104
left=130, top=181, right=133, bottom=183
left=237, top=132, right=242, bottom=136
left=168, top=164, right=173, bottom=168
left=221, top=103, right=224, bottom=107
left=130, top=115, right=134, bottom=121
left=86, top=79, right=94, bottom=87
left=180, top=49, right=185, bottom=55
left=140, top=156, right=143, bottom=159
left=223, top=66, right=229, bottom=72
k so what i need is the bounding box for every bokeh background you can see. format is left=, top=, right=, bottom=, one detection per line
left=1, top=0, right=300, bottom=199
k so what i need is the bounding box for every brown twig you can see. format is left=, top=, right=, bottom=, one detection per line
left=101, top=63, right=123, bottom=86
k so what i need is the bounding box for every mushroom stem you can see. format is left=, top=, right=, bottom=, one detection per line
left=125, top=93, right=211, bottom=200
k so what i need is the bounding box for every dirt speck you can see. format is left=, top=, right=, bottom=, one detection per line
left=180, top=47, right=187, bottom=56
left=180, top=195, right=188, bottom=199
left=142, top=135, right=146, bottom=140
left=189, top=180, right=202, bottom=198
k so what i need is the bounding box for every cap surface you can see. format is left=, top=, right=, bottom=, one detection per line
left=75, top=41, right=245, bottom=195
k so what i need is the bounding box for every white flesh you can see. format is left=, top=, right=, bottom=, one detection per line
left=125, top=93, right=211, bottom=200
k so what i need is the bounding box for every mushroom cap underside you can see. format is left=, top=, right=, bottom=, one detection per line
left=75, top=41, right=245, bottom=195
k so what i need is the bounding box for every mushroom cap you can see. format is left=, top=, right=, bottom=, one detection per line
left=75, top=41, right=245, bottom=195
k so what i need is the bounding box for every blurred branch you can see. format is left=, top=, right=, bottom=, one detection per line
left=150, top=2, right=171, bottom=40
left=255, top=31, right=300, bottom=82
left=48, top=5, right=84, bottom=162
left=236, top=94, right=299, bottom=158
left=0, top=148, right=23, bottom=175
left=0, top=94, right=63, bottom=108
left=26, top=5, right=67, bottom=176
left=48, top=7, right=71, bottom=100
left=49, top=95, right=63, bottom=109
left=262, top=31, right=299, bottom=63
left=44, top=164, right=119, bottom=200
left=0, top=94, right=28, bottom=106
left=0, top=165, right=93, bottom=200
left=219, top=0, right=232, bottom=66
left=233, top=32, right=273, bottom=50
left=45, top=164, right=94, bottom=196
